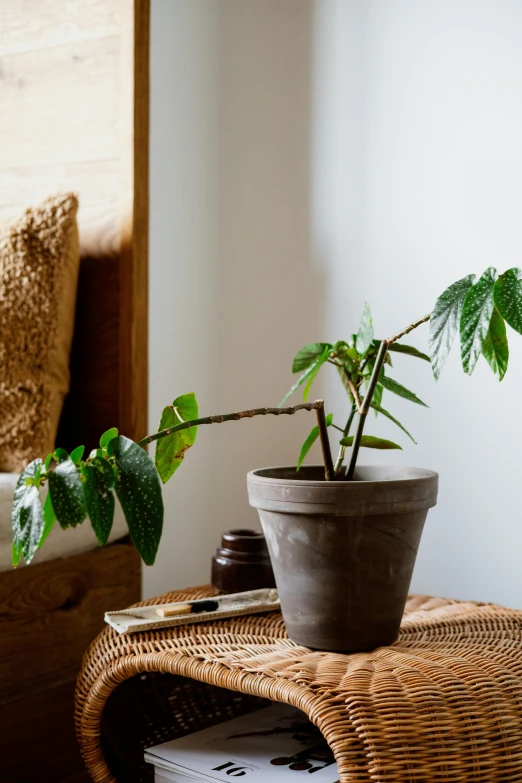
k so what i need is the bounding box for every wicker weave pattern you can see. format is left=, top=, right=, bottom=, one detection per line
left=76, top=587, right=522, bottom=782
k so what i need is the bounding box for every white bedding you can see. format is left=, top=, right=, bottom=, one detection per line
left=0, top=472, right=129, bottom=571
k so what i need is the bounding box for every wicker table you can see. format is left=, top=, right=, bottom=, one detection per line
left=76, top=585, right=522, bottom=783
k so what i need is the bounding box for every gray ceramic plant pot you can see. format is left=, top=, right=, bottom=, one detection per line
left=247, top=465, right=438, bottom=652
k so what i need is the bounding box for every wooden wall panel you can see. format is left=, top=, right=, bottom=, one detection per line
left=0, top=4, right=149, bottom=780
left=0, top=0, right=150, bottom=450
left=0, top=539, right=141, bottom=783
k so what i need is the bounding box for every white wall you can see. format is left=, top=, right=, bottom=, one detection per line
left=149, top=0, right=522, bottom=607
left=147, top=0, right=322, bottom=597
left=315, top=0, right=522, bottom=607
left=148, top=0, right=220, bottom=596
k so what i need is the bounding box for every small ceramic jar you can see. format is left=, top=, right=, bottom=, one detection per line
left=211, top=529, right=276, bottom=594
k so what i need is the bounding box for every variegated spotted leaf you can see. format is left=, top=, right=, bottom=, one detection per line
left=460, top=267, right=498, bottom=375
left=108, top=436, right=164, bottom=565
left=48, top=458, right=87, bottom=529
left=482, top=307, right=509, bottom=381
left=82, top=458, right=116, bottom=546
left=429, top=274, right=476, bottom=380
left=493, top=267, right=522, bottom=334
left=11, top=459, right=45, bottom=566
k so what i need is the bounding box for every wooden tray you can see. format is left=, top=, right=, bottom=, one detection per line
left=105, top=587, right=280, bottom=634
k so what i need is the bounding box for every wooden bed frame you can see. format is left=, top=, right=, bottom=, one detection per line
left=0, top=2, right=149, bottom=780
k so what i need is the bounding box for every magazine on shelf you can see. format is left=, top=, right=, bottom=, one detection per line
left=145, top=703, right=339, bottom=783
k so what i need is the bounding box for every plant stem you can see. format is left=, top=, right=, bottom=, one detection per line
left=345, top=340, right=388, bottom=480
left=347, top=378, right=362, bottom=412
left=334, top=403, right=357, bottom=476
left=386, top=314, right=431, bottom=345
left=345, top=314, right=431, bottom=480
left=138, top=399, right=336, bottom=482
left=315, top=404, right=335, bottom=481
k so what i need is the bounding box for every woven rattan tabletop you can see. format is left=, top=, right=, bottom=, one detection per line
left=76, top=585, right=522, bottom=782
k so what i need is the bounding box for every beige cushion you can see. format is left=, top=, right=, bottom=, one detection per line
left=0, top=194, right=80, bottom=472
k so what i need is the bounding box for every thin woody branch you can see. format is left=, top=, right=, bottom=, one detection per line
left=386, top=314, right=431, bottom=347
left=345, top=314, right=431, bottom=480
left=138, top=400, right=335, bottom=482
left=347, top=377, right=362, bottom=412
left=315, top=404, right=335, bottom=480
left=138, top=401, right=325, bottom=446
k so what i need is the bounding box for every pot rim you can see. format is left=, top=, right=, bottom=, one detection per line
left=248, top=464, right=438, bottom=488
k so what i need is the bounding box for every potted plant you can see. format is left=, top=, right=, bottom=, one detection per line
left=11, top=268, right=522, bottom=651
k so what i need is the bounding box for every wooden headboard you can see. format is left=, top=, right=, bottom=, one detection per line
left=0, top=0, right=149, bottom=451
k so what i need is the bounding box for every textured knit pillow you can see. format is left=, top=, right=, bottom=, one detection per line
left=0, top=194, right=80, bottom=472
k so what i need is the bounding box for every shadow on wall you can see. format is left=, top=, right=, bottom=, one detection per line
left=147, top=0, right=325, bottom=596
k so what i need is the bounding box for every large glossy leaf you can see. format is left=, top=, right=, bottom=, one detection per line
left=82, top=458, right=116, bottom=545
left=429, top=274, right=476, bottom=380
left=48, top=458, right=86, bottom=529
left=482, top=307, right=509, bottom=381
left=279, top=346, right=329, bottom=406
left=12, top=460, right=45, bottom=565
left=292, top=343, right=331, bottom=373
left=388, top=343, right=430, bottom=362
left=340, top=435, right=402, bottom=450
left=379, top=373, right=428, bottom=407
left=494, top=267, right=522, bottom=334
left=369, top=403, right=416, bottom=443
left=356, top=303, right=374, bottom=355
left=460, top=267, right=497, bottom=375
left=296, top=413, right=333, bottom=471
left=155, top=392, right=199, bottom=483
left=108, top=436, right=164, bottom=566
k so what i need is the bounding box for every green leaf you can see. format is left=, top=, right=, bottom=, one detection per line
left=99, top=427, right=119, bottom=449
left=108, top=436, right=164, bottom=565
left=460, top=267, right=498, bottom=375
left=356, top=303, right=374, bottom=355
left=379, top=373, right=428, bottom=407
left=429, top=273, right=476, bottom=380
left=367, top=381, right=383, bottom=416
left=70, top=445, right=85, bottom=465
left=387, top=343, right=430, bottom=362
left=12, top=460, right=45, bottom=565
left=482, top=307, right=509, bottom=381
left=339, top=435, right=402, bottom=450
left=303, top=345, right=329, bottom=401
left=44, top=453, right=53, bottom=471
left=369, top=403, right=416, bottom=443
left=53, top=447, right=69, bottom=464
left=296, top=413, right=333, bottom=471
left=48, top=459, right=86, bottom=529
left=493, top=267, right=522, bottom=334
left=292, top=343, right=332, bottom=373
left=12, top=541, right=22, bottom=568
left=155, top=392, right=199, bottom=484
left=81, top=459, right=115, bottom=546
left=279, top=347, right=329, bottom=406
left=39, top=493, right=57, bottom=548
